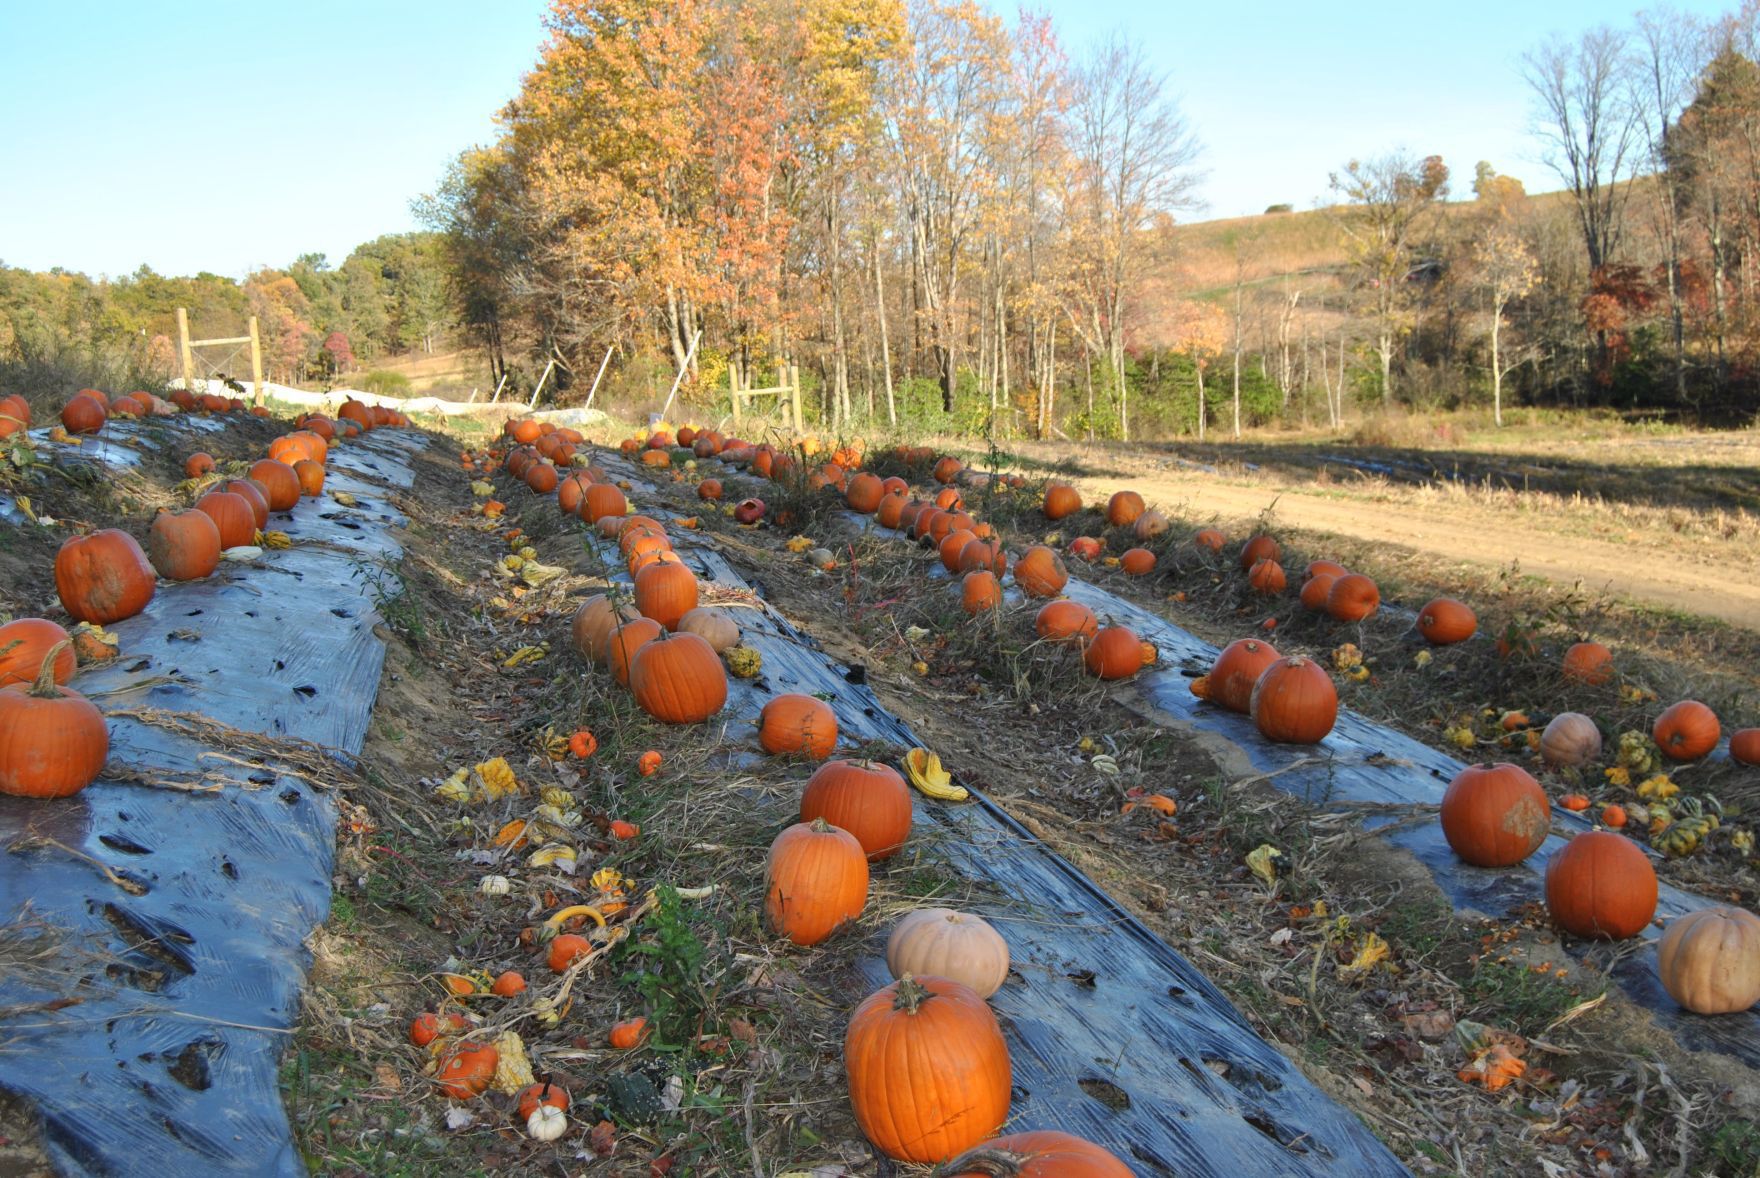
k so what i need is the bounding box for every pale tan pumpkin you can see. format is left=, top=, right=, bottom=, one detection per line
left=570, top=594, right=640, bottom=663
left=884, top=908, right=1011, bottom=999
left=1540, top=712, right=1602, bottom=768
left=676, top=605, right=740, bottom=652
left=1656, top=906, right=1760, bottom=1014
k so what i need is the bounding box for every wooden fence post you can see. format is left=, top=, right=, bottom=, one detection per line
left=176, top=308, right=196, bottom=395
left=248, top=316, right=264, bottom=406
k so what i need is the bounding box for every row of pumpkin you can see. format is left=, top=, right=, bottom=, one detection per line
left=439, top=423, right=1137, bottom=1170
left=0, top=397, right=406, bottom=801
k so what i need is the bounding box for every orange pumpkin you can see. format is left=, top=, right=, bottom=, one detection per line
left=1729, top=728, right=1760, bottom=765
left=934, top=487, right=964, bottom=511
left=1299, top=573, right=1337, bottom=611
left=629, top=632, right=727, bottom=723
left=515, top=1079, right=569, bottom=1119
left=765, top=818, right=869, bottom=945
left=1067, top=536, right=1102, bottom=562
left=1326, top=573, right=1380, bottom=622
left=61, top=393, right=107, bottom=434
left=1562, top=641, right=1615, bottom=685
left=939, top=529, right=978, bottom=574
left=1247, top=558, right=1286, bottom=594
left=293, top=458, right=326, bottom=497
left=0, top=642, right=108, bottom=798
left=1307, top=560, right=1347, bottom=578
left=581, top=483, right=628, bottom=523
left=844, top=975, right=1011, bottom=1163
left=557, top=472, right=595, bottom=514
left=1193, top=528, right=1226, bottom=553
left=759, top=693, right=838, bottom=759
left=196, top=491, right=256, bottom=549
left=147, top=509, right=222, bottom=581
left=1239, top=533, right=1279, bottom=571
left=225, top=479, right=271, bottom=528
left=943, top=1132, right=1132, bottom=1178
left=436, top=1040, right=499, bottom=1099
left=1544, top=830, right=1657, bottom=940
left=1106, top=491, right=1146, bottom=527
left=846, top=473, right=885, bottom=513
left=183, top=452, right=215, bottom=479
left=606, top=618, right=664, bottom=686
left=634, top=560, right=699, bottom=630
left=933, top=456, right=963, bottom=484
left=1654, top=700, right=1719, bottom=761
left=608, top=1017, right=650, bottom=1049
left=1439, top=763, right=1551, bottom=867
left=1250, top=655, right=1337, bottom=743
left=697, top=478, right=724, bottom=502
left=800, top=759, right=912, bottom=861
left=1042, top=483, right=1082, bottom=520
left=955, top=538, right=1004, bottom=578
left=1119, top=547, right=1156, bottom=576
left=1034, top=600, right=1096, bottom=645
left=0, top=394, right=30, bottom=438
left=247, top=459, right=301, bottom=511
left=1208, top=638, right=1280, bottom=713
left=1083, top=625, right=1144, bottom=679
left=0, top=619, right=75, bottom=688
left=961, top=570, right=1002, bottom=614
left=1014, top=546, right=1068, bottom=597
left=526, top=462, right=559, bottom=493
left=54, top=530, right=155, bottom=624
left=877, top=493, right=909, bottom=529
left=1417, top=597, right=1477, bottom=644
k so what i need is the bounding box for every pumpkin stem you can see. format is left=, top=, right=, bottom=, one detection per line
left=30, top=640, right=71, bottom=698
left=807, top=817, right=836, bottom=834
left=933, top=1147, right=1030, bottom=1177
left=892, top=973, right=931, bottom=1014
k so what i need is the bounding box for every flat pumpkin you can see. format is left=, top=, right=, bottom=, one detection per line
left=759, top=693, right=838, bottom=759
left=885, top=909, right=1009, bottom=998
left=55, top=530, right=156, bottom=625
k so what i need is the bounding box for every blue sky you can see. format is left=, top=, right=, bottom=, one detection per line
left=0, top=0, right=1734, bottom=279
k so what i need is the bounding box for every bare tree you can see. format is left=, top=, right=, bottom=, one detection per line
left=1633, top=7, right=1704, bottom=401
left=1064, top=31, right=1202, bottom=440
left=1473, top=225, right=1539, bottom=425
left=1524, top=27, right=1640, bottom=273
left=1329, top=152, right=1449, bottom=403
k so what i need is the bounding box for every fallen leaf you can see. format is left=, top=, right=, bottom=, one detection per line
left=590, top=1119, right=616, bottom=1155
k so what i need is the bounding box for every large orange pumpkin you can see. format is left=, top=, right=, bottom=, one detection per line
left=634, top=560, right=699, bottom=630
left=61, top=393, right=107, bottom=434
left=581, top=483, right=628, bottom=523
left=800, top=759, right=912, bottom=861
left=629, top=632, right=727, bottom=722
left=196, top=491, right=257, bottom=549
left=1014, top=546, right=1068, bottom=597
left=1208, top=638, right=1280, bottom=713
left=0, top=641, right=109, bottom=799
left=1193, top=528, right=1226, bottom=553
left=525, top=462, right=559, bottom=494
left=1439, top=763, right=1551, bottom=867
left=293, top=458, right=326, bottom=497
left=1299, top=573, right=1337, bottom=611
left=1326, top=573, right=1380, bottom=621
left=54, top=530, right=155, bottom=624
left=1042, top=483, right=1082, bottom=520
left=933, top=456, right=963, bottom=484
left=1417, top=598, right=1477, bottom=644
left=877, top=493, right=909, bottom=529
left=1119, top=547, right=1156, bottom=576
left=557, top=472, right=595, bottom=515
left=147, top=509, right=222, bottom=581
left=1654, top=700, right=1720, bottom=761
left=759, top=693, right=838, bottom=759
left=943, top=1132, right=1132, bottom=1178
left=1730, top=728, right=1760, bottom=766
left=1247, top=558, right=1287, bottom=594
left=939, top=529, right=978, bottom=574
left=247, top=459, right=301, bottom=511
left=1250, top=655, right=1337, bottom=743
left=1544, top=830, right=1657, bottom=940
left=0, top=393, right=30, bottom=438
left=844, top=975, right=1011, bottom=1163
left=1083, top=625, right=1144, bottom=679
left=1034, top=600, right=1096, bottom=645
left=765, top=818, right=869, bottom=945
left=1106, top=491, right=1146, bottom=527
left=0, top=619, right=75, bottom=688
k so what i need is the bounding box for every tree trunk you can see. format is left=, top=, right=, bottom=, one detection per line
left=1490, top=293, right=1504, bottom=427
left=874, top=247, right=896, bottom=427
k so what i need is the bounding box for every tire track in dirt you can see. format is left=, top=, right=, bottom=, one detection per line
left=1065, top=467, right=1760, bottom=632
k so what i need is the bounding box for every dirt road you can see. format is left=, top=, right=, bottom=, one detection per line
left=1053, top=461, right=1760, bottom=632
